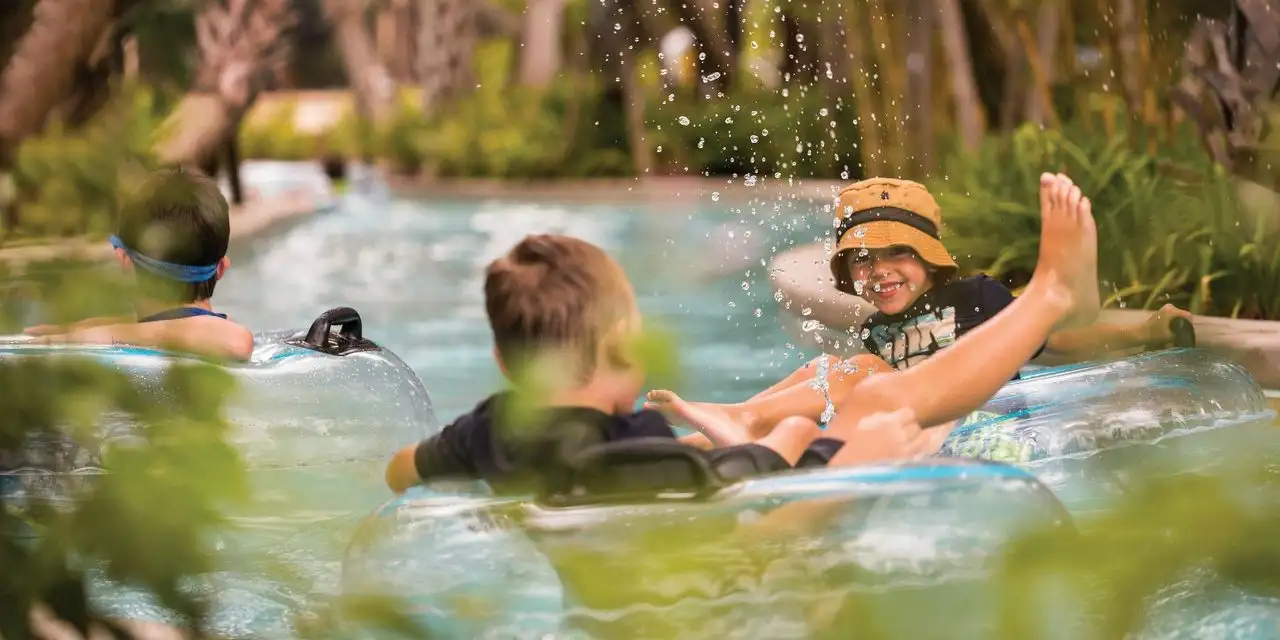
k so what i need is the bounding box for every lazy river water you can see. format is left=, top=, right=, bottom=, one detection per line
left=82, top=177, right=1280, bottom=638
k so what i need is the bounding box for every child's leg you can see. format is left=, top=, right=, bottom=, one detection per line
left=825, top=173, right=1100, bottom=466
left=753, top=416, right=823, bottom=465
left=751, top=355, right=842, bottom=400
left=648, top=353, right=890, bottom=438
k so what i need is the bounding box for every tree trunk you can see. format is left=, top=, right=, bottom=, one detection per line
left=418, top=0, right=476, bottom=114
left=866, top=0, right=907, bottom=174
left=324, top=0, right=397, bottom=124
left=904, top=0, right=935, bottom=175
left=158, top=0, right=295, bottom=168
left=672, top=0, right=736, bottom=95
left=936, top=0, right=986, bottom=153
left=225, top=135, right=243, bottom=204
left=517, top=0, right=567, bottom=88
left=1113, top=0, right=1143, bottom=118
left=846, top=4, right=885, bottom=177
left=1023, top=2, right=1061, bottom=126
left=621, top=63, right=651, bottom=176
left=0, top=0, right=116, bottom=157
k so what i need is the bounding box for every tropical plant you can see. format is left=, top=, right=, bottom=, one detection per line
left=935, top=121, right=1280, bottom=319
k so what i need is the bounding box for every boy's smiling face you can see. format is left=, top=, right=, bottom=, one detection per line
left=846, top=245, right=933, bottom=315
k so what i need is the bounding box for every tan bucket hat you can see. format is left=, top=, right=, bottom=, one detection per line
left=829, top=177, right=958, bottom=294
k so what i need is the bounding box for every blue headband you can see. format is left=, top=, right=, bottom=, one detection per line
left=108, top=235, right=220, bottom=283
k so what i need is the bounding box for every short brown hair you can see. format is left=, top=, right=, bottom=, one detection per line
left=484, top=234, right=636, bottom=381
left=116, top=169, right=230, bottom=303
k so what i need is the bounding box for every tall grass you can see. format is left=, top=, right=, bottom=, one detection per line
left=934, top=124, right=1280, bottom=319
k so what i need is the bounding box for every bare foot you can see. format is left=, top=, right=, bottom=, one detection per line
left=1028, top=172, right=1101, bottom=332
left=644, top=390, right=761, bottom=442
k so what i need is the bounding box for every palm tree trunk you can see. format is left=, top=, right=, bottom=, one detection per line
left=846, top=4, right=885, bottom=177
left=517, top=0, right=567, bottom=88
left=904, top=0, right=935, bottom=175
left=937, top=0, right=986, bottom=153
left=0, top=0, right=116, bottom=155
left=1023, top=2, right=1061, bottom=126
left=324, top=0, right=396, bottom=124
left=418, top=0, right=476, bottom=114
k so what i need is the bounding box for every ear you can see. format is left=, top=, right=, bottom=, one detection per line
left=493, top=345, right=512, bottom=380
left=215, top=256, right=231, bottom=281
left=601, top=320, right=636, bottom=371
left=113, top=248, right=133, bottom=272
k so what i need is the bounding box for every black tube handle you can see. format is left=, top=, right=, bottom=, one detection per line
left=303, top=306, right=363, bottom=350
left=1170, top=317, right=1196, bottom=348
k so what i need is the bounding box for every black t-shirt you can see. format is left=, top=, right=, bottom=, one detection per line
left=413, top=393, right=791, bottom=495
left=860, top=274, right=1045, bottom=374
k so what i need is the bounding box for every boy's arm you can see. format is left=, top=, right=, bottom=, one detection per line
left=385, top=422, right=475, bottom=493
left=36, top=316, right=255, bottom=362
left=1035, top=304, right=1193, bottom=365
left=24, top=316, right=134, bottom=337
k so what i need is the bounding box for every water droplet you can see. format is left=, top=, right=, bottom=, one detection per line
left=711, top=192, right=721, bottom=201
left=741, top=281, right=750, bottom=291
left=801, top=319, right=821, bottom=333
left=702, top=71, right=722, bottom=83
left=801, top=307, right=813, bottom=316
left=750, top=41, right=759, bottom=49
left=754, top=308, right=763, bottom=317
left=744, top=174, right=757, bottom=187
left=698, top=137, right=705, bottom=149
left=677, top=116, right=691, bottom=126
left=750, top=134, right=759, bottom=144
left=773, top=291, right=784, bottom=302
left=725, top=116, right=734, bottom=124
left=613, top=23, right=621, bottom=31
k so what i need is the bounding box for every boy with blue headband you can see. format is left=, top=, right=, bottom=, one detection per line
left=25, top=170, right=254, bottom=361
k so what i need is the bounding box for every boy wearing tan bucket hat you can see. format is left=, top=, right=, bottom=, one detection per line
left=647, top=175, right=1194, bottom=462
left=831, top=177, right=1021, bottom=369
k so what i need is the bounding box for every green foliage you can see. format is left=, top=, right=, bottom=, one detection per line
left=649, top=84, right=860, bottom=180
left=0, top=270, right=247, bottom=634
left=6, top=88, right=162, bottom=242
left=934, top=122, right=1280, bottom=318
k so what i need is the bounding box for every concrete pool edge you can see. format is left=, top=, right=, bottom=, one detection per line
left=769, top=242, right=1280, bottom=394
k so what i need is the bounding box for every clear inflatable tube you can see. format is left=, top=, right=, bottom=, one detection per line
left=0, top=307, right=436, bottom=527
left=340, top=459, right=1071, bottom=638
left=941, top=348, right=1275, bottom=463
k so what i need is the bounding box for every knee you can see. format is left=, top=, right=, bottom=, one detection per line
left=774, top=415, right=823, bottom=440
left=807, top=354, right=842, bottom=370
left=842, top=354, right=891, bottom=375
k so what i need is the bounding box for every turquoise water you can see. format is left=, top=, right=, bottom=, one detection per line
left=192, top=189, right=835, bottom=634
left=84, top=187, right=1280, bottom=637
left=219, top=191, right=827, bottom=419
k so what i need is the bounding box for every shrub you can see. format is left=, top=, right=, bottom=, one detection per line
left=933, top=123, right=1280, bottom=319
left=7, top=88, right=161, bottom=242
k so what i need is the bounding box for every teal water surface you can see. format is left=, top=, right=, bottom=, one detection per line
left=92, top=186, right=1280, bottom=638
left=182, top=188, right=834, bottom=634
